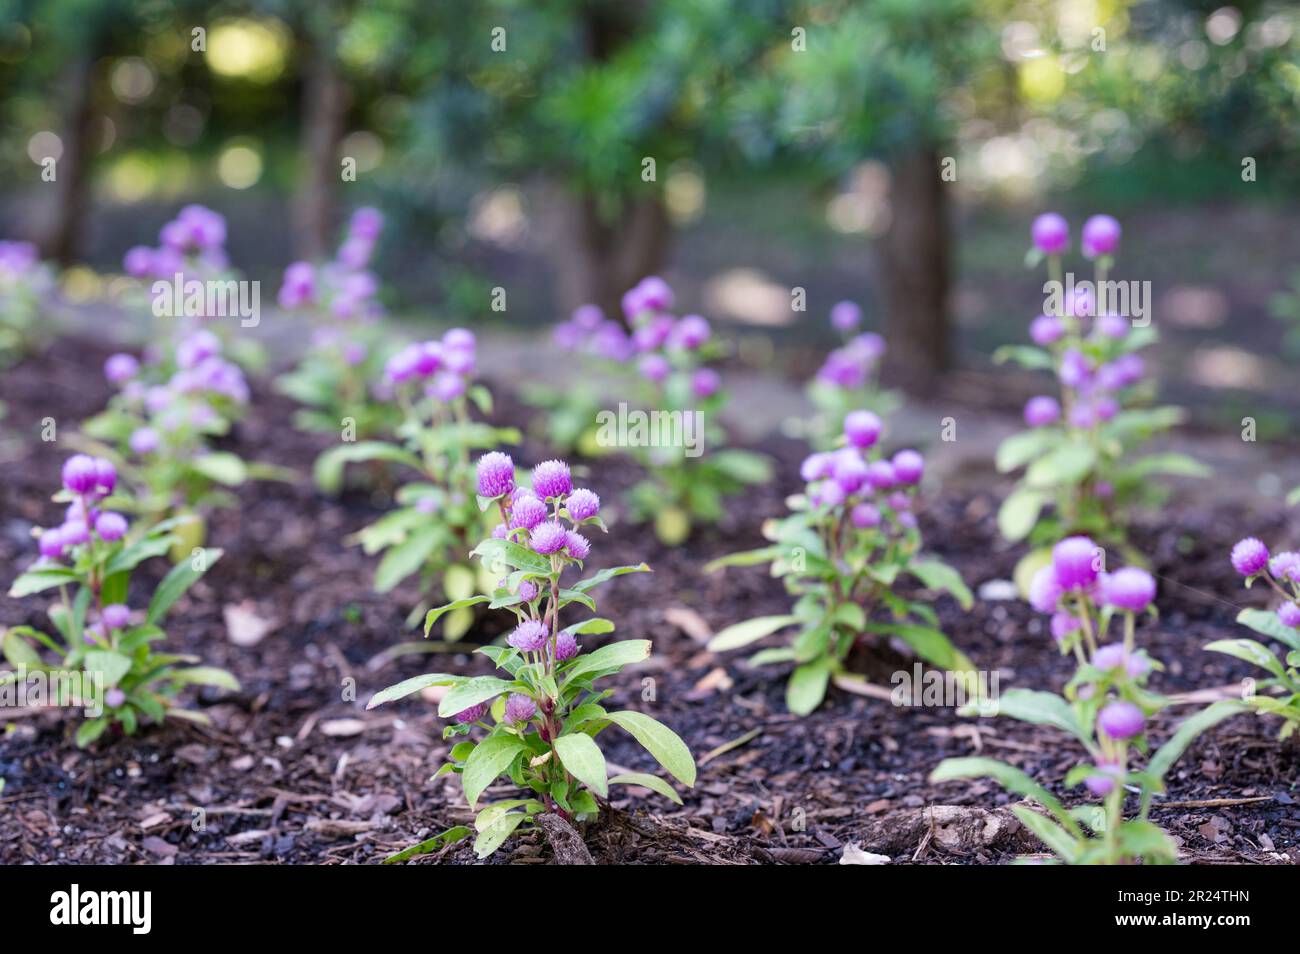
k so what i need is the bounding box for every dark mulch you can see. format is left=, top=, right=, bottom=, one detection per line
left=1, top=336, right=1296, bottom=865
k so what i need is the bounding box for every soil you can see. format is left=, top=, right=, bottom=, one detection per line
left=1, top=336, right=1296, bottom=865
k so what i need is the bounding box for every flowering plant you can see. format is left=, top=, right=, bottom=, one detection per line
left=3, top=455, right=237, bottom=747
left=933, top=535, right=1245, bottom=864
left=276, top=207, right=401, bottom=443
left=707, top=410, right=972, bottom=714
left=553, top=277, right=771, bottom=544
left=368, top=454, right=695, bottom=860
left=994, top=214, right=1206, bottom=570
left=0, top=240, right=55, bottom=362
left=315, top=329, right=519, bottom=633
left=1210, top=538, right=1300, bottom=738
left=795, top=299, right=897, bottom=449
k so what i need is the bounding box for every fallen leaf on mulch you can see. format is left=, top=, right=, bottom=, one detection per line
left=320, top=718, right=367, bottom=738
left=840, top=843, right=891, bottom=865
left=141, top=836, right=177, bottom=858
left=664, top=606, right=713, bottom=643
left=224, top=602, right=277, bottom=647
left=687, top=666, right=733, bottom=698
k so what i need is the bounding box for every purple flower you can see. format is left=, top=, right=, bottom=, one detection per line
left=1029, top=566, right=1064, bottom=614
left=278, top=261, right=316, bottom=308
left=1084, top=761, right=1123, bottom=797
left=455, top=702, right=489, bottom=724
left=101, top=604, right=131, bottom=630
left=1059, top=349, right=1092, bottom=389
left=530, top=521, right=569, bottom=555
left=1024, top=395, right=1061, bottom=428
left=510, top=495, right=548, bottom=531
left=130, top=427, right=160, bottom=455
left=638, top=353, right=670, bottom=382
left=1031, top=212, right=1070, bottom=256
left=94, top=512, right=128, bottom=542
left=1230, top=537, right=1269, bottom=577
left=690, top=368, right=720, bottom=399
left=517, top=580, right=539, bottom=602
left=532, top=460, right=572, bottom=499
left=1092, top=643, right=1127, bottom=671
left=1278, top=602, right=1300, bottom=629
left=572, top=304, right=604, bottom=330
left=430, top=371, right=465, bottom=401
left=38, top=528, right=65, bottom=560
left=554, top=631, right=580, bottom=661
left=443, top=327, right=476, bottom=353
left=850, top=502, right=881, bottom=529
left=566, top=488, right=600, bottom=522
left=830, top=300, right=862, bottom=332
left=476, top=452, right=515, bottom=499
left=891, top=450, right=923, bottom=485
left=844, top=410, right=882, bottom=449
left=507, top=620, right=549, bottom=652
left=1095, top=313, right=1129, bottom=339
left=832, top=452, right=869, bottom=494
left=565, top=531, right=591, bottom=560
left=1068, top=403, right=1097, bottom=430
left=60, top=521, right=91, bottom=546
left=350, top=206, right=384, bottom=241
left=1103, top=567, right=1155, bottom=613
left=104, top=353, right=139, bottom=385
left=865, top=460, right=896, bottom=491
left=1050, top=611, right=1080, bottom=642
left=1029, top=314, right=1064, bottom=347
left=815, top=480, right=846, bottom=509
left=850, top=332, right=885, bottom=361
left=505, top=693, right=537, bottom=723
left=123, top=246, right=154, bottom=277
left=635, top=276, right=673, bottom=312
left=1268, top=552, right=1300, bottom=583
left=1081, top=214, right=1121, bottom=259
left=1126, top=654, right=1151, bottom=678
left=671, top=314, right=711, bottom=350
left=1094, top=396, right=1119, bottom=422
left=800, top=452, right=835, bottom=482
left=62, top=455, right=100, bottom=495
left=414, top=341, right=442, bottom=376
left=1114, top=353, right=1144, bottom=388
left=105, top=687, right=127, bottom=709
left=1053, top=536, right=1101, bottom=591
left=1098, top=700, right=1145, bottom=740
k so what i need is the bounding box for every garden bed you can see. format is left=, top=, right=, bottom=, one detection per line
left=1, top=336, right=1296, bottom=865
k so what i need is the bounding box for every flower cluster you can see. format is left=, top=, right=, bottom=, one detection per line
left=123, top=205, right=228, bottom=282
left=382, top=327, right=478, bottom=402
left=995, top=213, right=1204, bottom=555
left=710, top=408, right=972, bottom=715
left=368, top=455, right=693, bottom=860
left=815, top=302, right=886, bottom=392
left=0, top=239, right=55, bottom=360
left=8, top=457, right=236, bottom=748
left=1229, top=537, right=1300, bottom=630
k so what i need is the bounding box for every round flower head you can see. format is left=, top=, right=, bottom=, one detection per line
left=476, top=452, right=515, bottom=499
left=554, top=631, right=580, bottom=662
left=517, top=580, right=539, bottom=602
left=1081, top=214, right=1121, bottom=259
left=1084, top=761, right=1124, bottom=797
left=349, top=206, right=384, bottom=241
left=566, top=488, right=600, bottom=522
left=105, top=688, right=127, bottom=709
left=1024, top=395, right=1061, bottom=428
left=690, top=368, right=721, bottom=399
left=830, top=300, right=862, bottom=332
left=415, top=497, right=438, bottom=515
left=1095, top=313, right=1129, bottom=340
left=1050, top=611, right=1080, bottom=642
left=443, top=328, right=476, bottom=352
left=455, top=702, right=489, bottom=724
left=1031, top=212, right=1070, bottom=255
left=101, top=604, right=131, bottom=630
left=800, top=452, right=835, bottom=482
left=891, top=450, right=924, bottom=485
left=1029, top=565, right=1064, bottom=614
left=94, top=457, right=117, bottom=494
left=832, top=452, right=870, bottom=495
left=1059, top=349, right=1092, bottom=390
left=1029, top=314, right=1064, bottom=347
left=1053, top=536, right=1101, bottom=591
left=1230, top=537, right=1269, bottom=577
left=104, top=353, right=139, bottom=385
left=1091, top=643, right=1127, bottom=671
left=60, top=520, right=91, bottom=546
left=1268, top=551, right=1300, bottom=583
left=510, top=495, right=548, bottom=531
left=636, top=276, right=674, bottom=312
left=815, top=480, right=846, bottom=509
left=844, top=410, right=882, bottom=449
left=504, top=693, right=537, bottom=724
left=572, top=304, right=604, bottom=330
left=38, top=528, right=65, bottom=560
left=1068, top=403, right=1097, bottom=430
left=123, top=246, right=153, bottom=277
left=638, top=354, right=670, bottom=383
left=1098, top=700, right=1145, bottom=740
left=507, top=619, right=549, bottom=652
left=62, top=454, right=100, bottom=495
left=1278, top=602, right=1300, bottom=629
left=565, top=531, right=591, bottom=561
left=1103, top=567, right=1155, bottom=613
left=1126, top=654, right=1151, bottom=679
left=1114, top=353, right=1144, bottom=387
left=897, top=511, right=918, bottom=530
left=94, top=512, right=128, bottom=542
left=671, top=314, right=711, bottom=350
left=129, top=427, right=160, bottom=455
left=865, top=460, right=896, bottom=491
left=1094, top=397, right=1119, bottom=422
left=531, top=460, right=572, bottom=500
left=530, top=521, right=569, bottom=555
left=850, top=502, right=881, bottom=529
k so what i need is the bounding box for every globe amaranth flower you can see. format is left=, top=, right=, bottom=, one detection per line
left=572, top=304, right=604, bottom=330
left=94, top=512, right=128, bottom=542
left=1084, top=761, right=1124, bottom=797
left=1097, top=700, right=1145, bottom=740
left=1081, top=214, right=1121, bottom=259
left=671, top=314, right=711, bottom=350
left=1103, top=567, right=1156, bottom=613
left=1095, top=313, right=1129, bottom=340
left=554, top=631, right=580, bottom=662
left=104, top=353, right=139, bottom=385
left=123, top=246, right=154, bottom=277
left=1126, top=654, right=1151, bottom=679
left=60, top=521, right=91, bottom=546
left=1094, top=396, right=1119, bottom=422
left=635, top=276, right=674, bottom=312
left=1053, top=536, right=1102, bottom=591
left=130, top=427, right=161, bottom=455
left=830, top=300, right=862, bottom=332
left=532, top=459, right=572, bottom=500
left=476, top=452, right=516, bottom=499
left=455, top=702, right=489, bottom=724
left=510, top=495, right=548, bottom=531
left=690, top=368, right=720, bottom=399
left=530, top=521, right=569, bottom=555
left=850, top=502, right=881, bottom=529
left=507, top=620, right=549, bottom=652
left=1059, top=349, right=1092, bottom=389
left=430, top=372, right=465, bottom=402
left=638, top=353, right=670, bottom=383
left=1068, top=403, right=1097, bottom=430
left=1113, top=353, right=1144, bottom=387
left=349, top=206, right=384, bottom=241
left=1230, top=537, right=1269, bottom=577
left=38, top=528, right=65, bottom=560
left=101, top=604, right=132, bottom=630
left=1029, top=314, right=1064, bottom=347
left=800, top=452, right=835, bottom=482
left=504, top=693, right=537, bottom=723
left=844, top=410, right=882, bottom=449
left=566, top=488, right=600, bottom=522
left=1031, top=213, right=1070, bottom=255
left=1050, top=611, right=1080, bottom=643
left=832, top=452, right=870, bottom=494
left=1091, top=643, right=1127, bottom=671
left=1029, top=566, right=1064, bottom=614
left=891, top=450, right=923, bottom=485
left=517, top=580, right=539, bottom=602
left=865, top=460, right=896, bottom=491
left=565, top=531, right=591, bottom=561
left=1268, top=551, right=1300, bottom=583
left=815, top=480, right=846, bottom=509
left=1024, top=396, right=1061, bottom=428
left=887, top=491, right=911, bottom=511
left=105, top=688, right=127, bottom=709
left=62, top=454, right=100, bottom=495
left=1278, top=602, right=1300, bottom=629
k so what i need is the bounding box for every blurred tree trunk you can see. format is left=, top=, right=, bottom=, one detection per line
left=294, top=43, right=347, bottom=260
left=552, top=192, right=670, bottom=321
left=39, top=55, right=95, bottom=264
left=882, top=147, right=951, bottom=395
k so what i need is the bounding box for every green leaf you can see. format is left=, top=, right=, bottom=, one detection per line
left=8, top=565, right=80, bottom=598
left=1011, top=806, right=1080, bottom=862
left=1026, top=443, right=1096, bottom=488
left=1206, top=639, right=1287, bottom=679
left=462, top=735, right=527, bottom=809
left=908, top=558, right=974, bottom=610
left=996, top=430, right=1059, bottom=474
left=75, top=717, right=109, bottom=749
left=437, top=676, right=515, bottom=718
left=554, top=733, right=609, bottom=797
left=703, top=547, right=780, bottom=573
left=930, top=757, right=1080, bottom=836
left=313, top=441, right=422, bottom=495
left=998, top=487, right=1050, bottom=542
left=191, top=452, right=248, bottom=486
left=707, top=614, right=800, bottom=652
left=475, top=799, right=544, bottom=831
left=367, top=672, right=459, bottom=709
left=473, top=812, right=526, bottom=858
left=104, top=536, right=174, bottom=575
left=786, top=657, right=833, bottom=715
left=470, top=538, right=552, bottom=576
left=993, top=344, right=1053, bottom=370
left=710, top=449, right=773, bottom=484
left=1125, top=453, right=1210, bottom=480
left=171, top=667, right=241, bottom=691
left=565, top=618, right=615, bottom=637
left=424, top=596, right=490, bottom=635
left=605, top=710, right=696, bottom=786
left=561, top=640, right=650, bottom=685
left=147, top=548, right=222, bottom=624
left=374, top=526, right=443, bottom=593
left=570, top=562, right=653, bottom=594
left=85, top=650, right=132, bottom=686
left=978, top=688, right=1090, bottom=745
left=1116, top=820, right=1179, bottom=863
left=382, top=826, right=472, bottom=864
left=1236, top=608, right=1300, bottom=652
left=608, top=772, right=683, bottom=805
left=3, top=628, right=46, bottom=667
left=870, top=623, right=971, bottom=672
